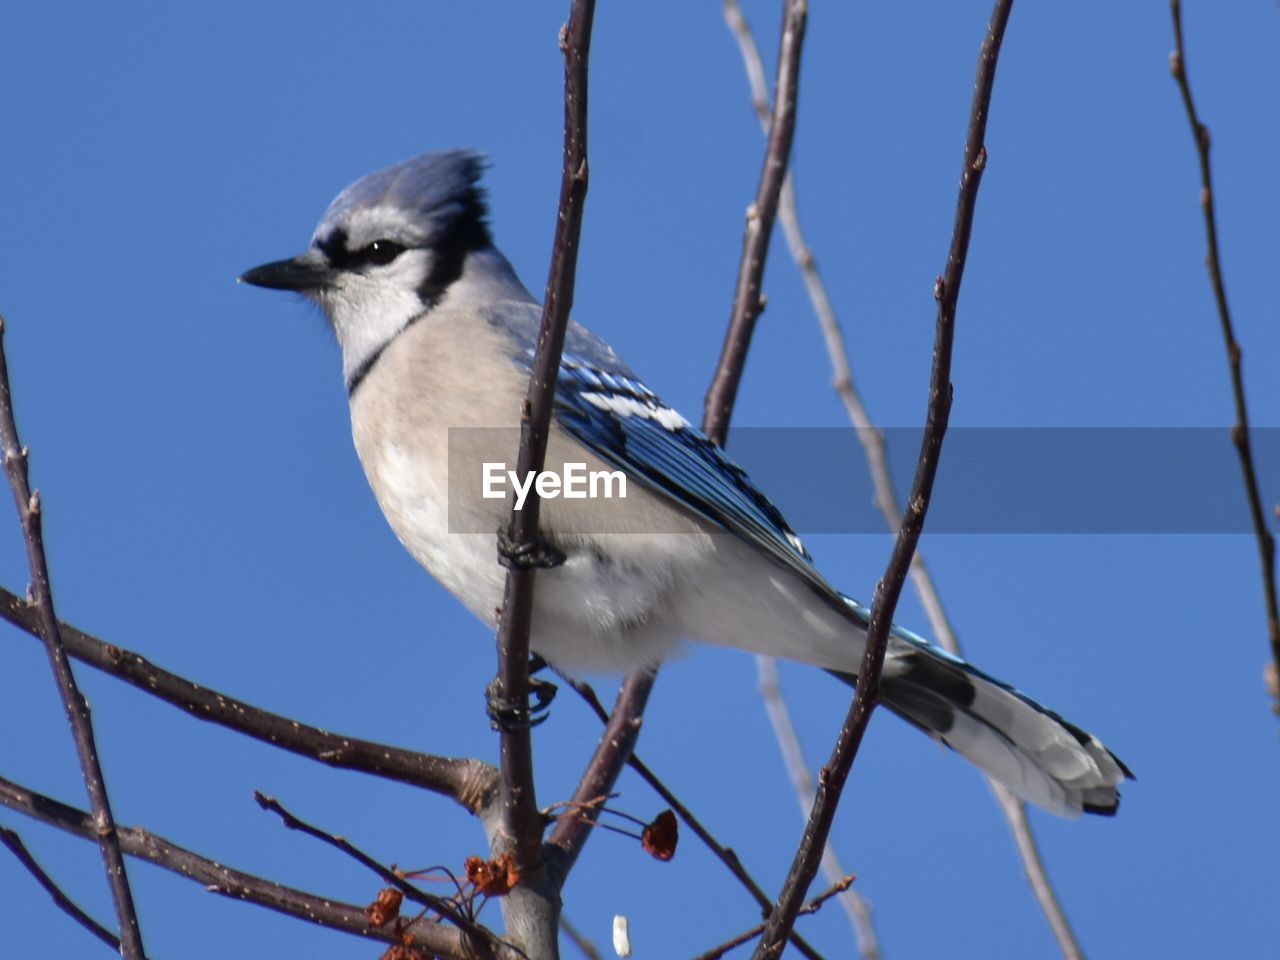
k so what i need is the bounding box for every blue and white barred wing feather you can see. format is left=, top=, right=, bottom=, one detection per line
left=553, top=352, right=831, bottom=599
left=542, top=344, right=1132, bottom=817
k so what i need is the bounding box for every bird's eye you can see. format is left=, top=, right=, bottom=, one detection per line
left=361, top=240, right=405, bottom=266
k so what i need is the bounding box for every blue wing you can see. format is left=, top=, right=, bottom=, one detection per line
left=551, top=351, right=846, bottom=608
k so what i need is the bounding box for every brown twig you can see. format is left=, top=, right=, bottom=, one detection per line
left=0, top=315, right=146, bottom=958
left=694, top=875, right=854, bottom=960
left=252, top=792, right=481, bottom=936
left=751, top=1, right=1015, bottom=955
left=547, top=0, right=804, bottom=891
left=0, top=824, right=125, bottom=954
left=560, top=913, right=603, bottom=960
left=0, top=775, right=521, bottom=960
left=704, top=0, right=808, bottom=435
left=491, top=0, right=595, bottom=882
left=0, top=585, right=499, bottom=812
left=1169, top=0, right=1280, bottom=711
left=546, top=670, right=653, bottom=876
left=566, top=679, right=826, bottom=960
left=724, top=3, right=1076, bottom=956
left=754, top=658, right=881, bottom=958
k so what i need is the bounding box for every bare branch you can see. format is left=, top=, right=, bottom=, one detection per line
left=752, top=1, right=1015, bottom=954
left=0, top=774, right=521, bottom=960
left=491, top=0, right=596, bottom=877
left=693, top=875, right=854, bottom=960
left=755, top=658, right=881, bottom=958
left=989, top=783, right=1080, bottom=959
left=544, top=0, right=809, bottom=920
left=565, top=679, right=827, bottom=960
left=724, top=3, right=1079, bottom=956
left=1169, top=0, right=1280, bottom=711
left=548, top=0, right=804, bottom=892
left=0, top=824, right=124, bottom=954
left=252, top=791, right=484, bottom=939
left=482, top=6, right=597, bottom=956
left=704, top=0, right=808, bottom=438
left=546, top=672, right=653, bottom=875
left=0, top=585, right=499, bottom=812
left=560, top=914, right=603, bottom=960
left=0, top=315, right=145, bottom=957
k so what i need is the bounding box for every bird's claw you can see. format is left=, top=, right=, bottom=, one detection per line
left=486, top=675, right=558, bottom=732
left=496, top=527, right=566, bottom=570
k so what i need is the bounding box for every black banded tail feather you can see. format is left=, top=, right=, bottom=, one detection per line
left=877, top=634, right=1131, bottom=817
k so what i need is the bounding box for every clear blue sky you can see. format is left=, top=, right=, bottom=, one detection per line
left=2, top=3, right=1278, bottom=957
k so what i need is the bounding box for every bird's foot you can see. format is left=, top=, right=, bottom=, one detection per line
left=486, top=674, right=558, bottom=732
left=496, top=527, right=566, bottom=570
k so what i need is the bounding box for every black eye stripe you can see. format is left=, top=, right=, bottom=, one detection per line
left=317, top=229, right=407, bottom=270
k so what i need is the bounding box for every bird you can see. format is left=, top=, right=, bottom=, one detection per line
left=240, top=149, right=1131, bottom=818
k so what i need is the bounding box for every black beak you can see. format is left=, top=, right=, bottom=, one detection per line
left=238, top=253, right=333, bottom=292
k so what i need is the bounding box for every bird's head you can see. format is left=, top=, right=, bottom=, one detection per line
left=240, top=150, right=496, bottom=384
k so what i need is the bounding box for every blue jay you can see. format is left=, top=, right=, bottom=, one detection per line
left=240, top=150, right=1131, bottom=818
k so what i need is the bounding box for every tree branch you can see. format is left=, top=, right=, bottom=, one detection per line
left=492, top=0, right=595, bottom=865
left=0, top=585, right=499, bottom=812
left=704, top=0, right=808, bottom=436
left=0, top=315, right=146, bottom=958
left=724, top=2, right=1077, bottom=956
left=545, top=671, right=653, bottom=876
left=548, top=0, right=809, bottom=922
left=565, top=680, right=827, bottom=960
left=754, top=658, right=881, bottom=958
left=487, top=3, right=595, bottom=954
left=252, top=791, right=497, bottom=953
left=559, top=914, right=603, bottom=960
left=1168, top=0, right=1280, bottom=713
left=751, top=1, right=1015, bottom=954
left=694, top=875, right=854, bottom=960
left=1, top=824, right=125, bottom=954
left=0, top=774, right=521, bottom=960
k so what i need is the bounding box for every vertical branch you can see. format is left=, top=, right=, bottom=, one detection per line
left=724, top=3, right=1080, bottom=957
left=546, top=668, right=653, bottom=874
left=492, top=0, right=595, bottom=870
left=752, top=1, right=1015, bottom=955
left=0, top=315, right=146, bottom=958
left=756, top=659, right=881, bottom=959
left=1169, top=0, right=1280, bottom=710
left=486, top=5, right=595, bottom=956
left=704, top=0, right=809, bottom=438
left=550, top=0, right=809, bottom=895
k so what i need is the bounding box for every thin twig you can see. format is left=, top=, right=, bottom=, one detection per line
left=752, top=2, right=1015, bottom=954
left=693, top=875, right=854, bottom=960
left=724, top=3, right=1077, bottom=956
left=0, top=585, right=499, bottom=812
left=566, top=679, right=826, bottom=960
left=252, top=792, right=481, bottom=936
left=546, top=670, right=653, bottom=876
left=0, top=824, right=124, bottom=953
left=491, top=0, right=596, bottom=879
left=1169, top=0, right=1280, bottom=711
left=755, top=658, right=881, bottom=958
left=0, top=775, right=520, bottom=960
left=989, top=783, right=1080, bottom=959
left=0, top=315, right=146, bottom=957
left=547, top=0, right=802, bottom=893
left=704, top=0, right=808, bottom=436
left=560, top=913, right=603, bottom=960
left=547, top=0, right=806, bottom=907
